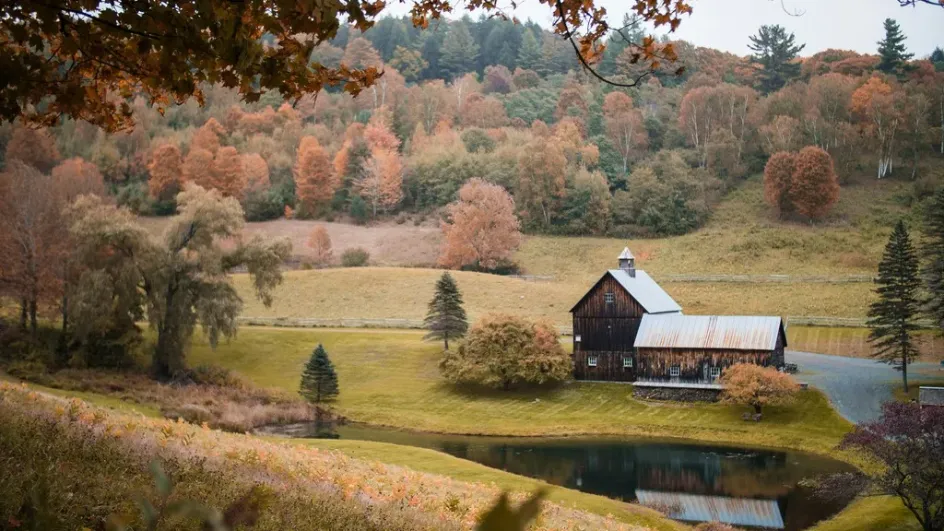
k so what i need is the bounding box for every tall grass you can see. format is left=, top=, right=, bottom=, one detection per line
left=0, top=382, right=654, bottom=531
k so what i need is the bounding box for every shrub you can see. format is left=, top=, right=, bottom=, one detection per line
left=440, top=314, right=572, bottom=390
left=349, top=195, right=369, bottom=225
left=188, top=364, right=245, bottom=388
left=340, top=247, right=370, bottom=267
left=720, top=363, right=800, bottom=418
left=3, top=360, right=48, bottom=380
left=241, top=187, right=285, bottom=221
left=461, top=128, right=497, bottom=154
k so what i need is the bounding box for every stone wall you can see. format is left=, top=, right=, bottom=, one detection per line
left=633, top=386, right=722, bottom=402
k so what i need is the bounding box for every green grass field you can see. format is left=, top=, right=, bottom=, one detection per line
left=186, top=327, right=854, bottom=457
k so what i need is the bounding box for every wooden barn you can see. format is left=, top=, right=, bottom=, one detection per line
left=571, top=248, right=787, bottom=383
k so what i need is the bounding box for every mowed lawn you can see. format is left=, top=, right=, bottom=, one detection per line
left=188, top=327, right=853, bottom=457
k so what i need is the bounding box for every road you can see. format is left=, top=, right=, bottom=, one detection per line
left=786, top=350, right=941, bottom=424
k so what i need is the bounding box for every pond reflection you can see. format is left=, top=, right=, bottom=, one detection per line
left=260, top=423, right=853, bottom=530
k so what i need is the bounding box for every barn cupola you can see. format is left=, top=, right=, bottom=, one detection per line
left=618, top=247, right=636, bottom=277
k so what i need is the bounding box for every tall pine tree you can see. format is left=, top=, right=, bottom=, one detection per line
left=922, top=188, right=944, bottom=333
left=867, top=220, right=922, bottom=392
left=747, top=25, right=805, bottom=94
left=516, top=30, right=542, bottom=71
left=424, top=272, right=469, bottom=350
left=300, top=344, right=339, bottom=403
left=439, top=21, right=480, bottom=79
left=877, top=18, right=913, bottom=76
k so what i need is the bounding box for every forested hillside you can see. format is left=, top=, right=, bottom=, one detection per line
left=1, top=16, right=942, bottom=275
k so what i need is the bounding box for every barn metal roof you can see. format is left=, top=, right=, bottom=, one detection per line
left=608, top=269, right=683, bottom=314
left=618, top=247, right=635, bottom=259
left=634, top=314, right=785, bottom=351
left=635, top=490, right=784, bottom=529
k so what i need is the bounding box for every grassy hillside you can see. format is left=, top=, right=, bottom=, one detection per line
left=1, top=382, right=665, bottom=531
left=235, top=178, right=922, bottom=326
left=186, top=327, right=854, bottom=457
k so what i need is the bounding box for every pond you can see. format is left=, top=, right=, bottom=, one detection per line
left=260, top=422, right=855, bottom=530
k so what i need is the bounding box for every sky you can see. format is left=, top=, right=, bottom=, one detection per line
left=389, top=0, right=943, bottom=58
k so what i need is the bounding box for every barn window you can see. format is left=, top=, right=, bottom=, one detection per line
left=604, top=292, right=615, bottom=304
left=588, top=355, right=598, bottom=367
left=622, top=356, right=633, bottom=368
left=575, top=334, right=581, bottom=343
left=710, top=367, right=721, bottom=379
left=670, top=365, right=680, bottom=377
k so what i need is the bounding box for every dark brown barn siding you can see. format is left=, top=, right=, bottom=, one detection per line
left=573, top=350, right=636, bottom=381
left=572, top=275, right=646, bottom=318
left=635, top=348, right=778, bottom=381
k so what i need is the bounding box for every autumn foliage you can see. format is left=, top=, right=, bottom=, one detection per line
left=439, top=179, right=521, bottom=271
left=764, top=147, right=839, bottom=221
left=763, top=152, right=796, bottom=217
left=147, top=144, right=183, bottom=200
left=721, top=363, right=800, bottom=418
left=294, top=137, right=340, bottom=216
left=306, top=226, right=333, bottom=266
left=440, top=314, right=572, bottom=390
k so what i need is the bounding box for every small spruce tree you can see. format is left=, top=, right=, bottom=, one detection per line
left=299, top=344, right=339, bottom=403
left=876, top=18, right=914, bottom=76
left=922, top=188, right=944, bottom=333
left=867, top=220, right=922, bottom=393
left=424, top=272, right=469, bottom=350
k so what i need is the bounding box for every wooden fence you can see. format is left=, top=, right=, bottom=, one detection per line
left=237, top=315, right=938, bottom=333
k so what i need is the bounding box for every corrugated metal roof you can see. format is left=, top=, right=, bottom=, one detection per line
left=920, top=387, right=944, bottom=407
left=608, top=269, right=683, bottom=314
left=635, top=490, right=784, bottom=529
left=635, top=314, right=784, bottom=351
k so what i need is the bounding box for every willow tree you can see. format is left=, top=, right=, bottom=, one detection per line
left=70, top=184, right=291, bottom=380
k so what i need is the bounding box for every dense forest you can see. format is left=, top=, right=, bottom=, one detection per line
left=2, top=15, right=943, bottom=239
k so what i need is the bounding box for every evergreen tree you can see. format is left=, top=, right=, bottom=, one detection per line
left=922, top=188, right=944, bottom=333
left=867, top=220, right=922, bottom=393
left=747, top=25, right=805, bottom=93
left=877, top=18, right=913, bottom=76
left=517, top=30, right=542, bottom=71
left=299, top=344, right=339, bottom=403
left=424, top=272, right=469, bottom=350
left=931, top=47, right=944, bottom=71
left=440, top=22, right=480, bottom=79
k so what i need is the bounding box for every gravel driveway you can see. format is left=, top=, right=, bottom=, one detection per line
left=785, top=350, right=941, bottom=424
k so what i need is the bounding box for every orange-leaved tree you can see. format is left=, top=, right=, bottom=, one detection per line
left=602, top=92, right=648, bottom=174
left=516, top=139, right=567, bottom=229
left=307, top=226, right=333, bottom=266
left=191, top=118, right=226, bottom=154
left=851, top=76, right=901, bottom=179
left=358, top=148, right=403, bottom=217
left=210, top=146, right=246, bottom=199
left=721, top=363, right=800, bottom=418
left=763, top=151, right=797, bottom=218
left=51, top=158, right=106, bottom=201
left=241, top=153, right=270, bottom=194
left=5, top=124, right=60, bottom=173
left=294, top=136, right=339, bottom=216
left=181, top=148, right=215, bottom=190
left=439, top=178, right=521, bottom=271
left=791, top=146, right=840, bottom=221
left=147, top=143, right=183, bottom=200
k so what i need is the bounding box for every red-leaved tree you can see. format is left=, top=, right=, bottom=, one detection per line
left=763, top=151, right=796, bottom=218
left=791, top=146, right=840, bottom=221
left=841, top=402, right=944, bottom=531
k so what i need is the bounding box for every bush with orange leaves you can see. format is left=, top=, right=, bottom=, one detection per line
left=720, top=363, right=800, bottom=419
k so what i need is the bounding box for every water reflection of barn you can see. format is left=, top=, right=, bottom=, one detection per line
left=571, top=248, right=787, bottom=383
